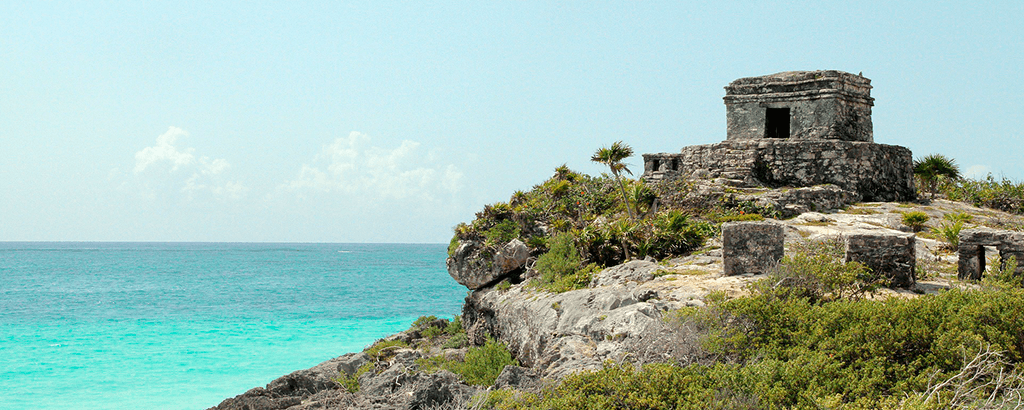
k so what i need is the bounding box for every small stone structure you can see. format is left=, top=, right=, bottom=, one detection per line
left=722, top=221, right=784, bottom=276
left=724, top=70, right=874, bottom=142
left=643, top=70, right=915, bottom=202
left=958, top=229, right=1024, bottom=281
left=844, top=232, right=916, bottom=288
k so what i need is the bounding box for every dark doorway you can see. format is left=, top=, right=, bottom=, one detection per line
left=765, top=108, right=790, bottom=139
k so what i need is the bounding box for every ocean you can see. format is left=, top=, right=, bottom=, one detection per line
left=0, top=242, right=466, bottom=409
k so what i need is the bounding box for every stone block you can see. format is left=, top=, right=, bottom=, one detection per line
left=844, top=232, right=916, bottom=288
left=722, top=222, right=784, bottom=276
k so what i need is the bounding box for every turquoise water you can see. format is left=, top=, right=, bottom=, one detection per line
left=0, top=242, right=466, bottom=409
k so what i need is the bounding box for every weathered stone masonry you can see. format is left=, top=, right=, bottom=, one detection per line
left=958, top=229, right=1024, bottom=281
left=722, top=222, right=784, bottom=276
left=642, top=70, right=915, bottom=202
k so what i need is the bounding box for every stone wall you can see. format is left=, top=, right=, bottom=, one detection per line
left=958, top=229, right=1024, bottom=281
left=722, top=222, right=784, bottom=276
left=642, top=140, right=914, bottom=202
left=844, top=232, right=916, bottom=288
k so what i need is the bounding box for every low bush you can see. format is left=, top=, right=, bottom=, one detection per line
left=488, top=284, right=1024, bottom=409
left=332, top=372, right=360, bottom=393
left=941, top=174, right=1024, bottom=214
left=365, top=339, right=408, bottom=361
left=443, top=332, right=469, bottom=349
left=901, top=211, right=930, bottom=232
left=715, top=213, right=766, bottom=222
left=445, top=315, right=463, bottom=335
left=417, top=338, right=518, bottom=386
left=750, top=238, right=877, bottom=304
left=931, top=220, right=965, bottom=250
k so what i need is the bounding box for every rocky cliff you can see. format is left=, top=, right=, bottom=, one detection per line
left=210, top=196, right=1018, bottom=410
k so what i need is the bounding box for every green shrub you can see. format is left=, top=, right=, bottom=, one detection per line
left=984, top=256, right=1021, bottom=289
left=411, top=315, right=438, bottom=329
left=450, top=338, right=519, bottom=385
left=365, top=339, right=408, bottom=360
left=417, top=338, right=518, bottom=386
left=495, top=280, right=511, bottom=291
left=902, top=211, right=930, bottom=232
left=484, top=219, right=521, bottom=248
left=532, top=232, right=593, bottom=293
left=442, top=332, right=469, bottom=349
left=931, top=220, right=965, bottom=250
left=715, top=213, right=766, bottom=222
left=445, top=315, right=463, bottom=336
left=421, top=326, right=444, bottom=339
left=941, top=174, right=1024, bottom=214
left=447, top=235, right=461, bottom=257
left=332, top=372, right=360, bottom=393
left=750, top=238, right=877, bottom=304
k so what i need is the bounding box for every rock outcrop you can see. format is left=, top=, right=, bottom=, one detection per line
left=446, top=239, right=530, bottom=290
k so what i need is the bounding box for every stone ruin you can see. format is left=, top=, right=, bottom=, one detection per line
left=844, top=232, right=916, bottom=288
left=723, top=222, right=916, bottom=288
left=722, top=221, right=784, bottom=276
left=642, top=70, right=915, bottom=202
left=958, top=229, right=1024, bottom=281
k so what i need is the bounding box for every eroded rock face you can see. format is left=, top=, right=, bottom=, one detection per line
left=462, top=284, right=706, bottom=379
left=210, top=349, right=478, bottom=410
left=447, top=239, right=530, bottom=290
left=590, top=260, right=660, bottom=288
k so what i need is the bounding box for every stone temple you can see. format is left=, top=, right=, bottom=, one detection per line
left=643, top=70, right=915, bottom=201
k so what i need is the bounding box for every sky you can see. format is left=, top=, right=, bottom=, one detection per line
left=1, top=1, right=1022, bottom=243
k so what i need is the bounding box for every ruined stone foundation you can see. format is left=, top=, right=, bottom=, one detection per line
left=643, top=139, right=915, bottom=202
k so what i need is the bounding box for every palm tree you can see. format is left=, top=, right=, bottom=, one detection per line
left=591, top=141, right=636, bottom=220
left=913, top=154, right=961, bottom=199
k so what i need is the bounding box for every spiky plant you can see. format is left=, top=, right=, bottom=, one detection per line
left=914, top=154, right=961, bottom=199
left=591, top=141, right=636, bottom=220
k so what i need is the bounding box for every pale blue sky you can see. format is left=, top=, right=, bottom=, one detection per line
left=2, top=1, right=1022, bottom=243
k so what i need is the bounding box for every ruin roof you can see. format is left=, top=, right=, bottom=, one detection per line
left=724, top=70, right=872, bottom=105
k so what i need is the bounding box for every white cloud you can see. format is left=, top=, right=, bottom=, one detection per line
left=130, top=126, right=246, bottom=200
left=285, top=131, right=464, bottom=201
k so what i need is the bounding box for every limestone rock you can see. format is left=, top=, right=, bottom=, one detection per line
left=590, top=260, right=660, bottom=288
left=208, top=387, right=302, bottom=410
left=447, top=239, right=530, bottom=290
left=462, top=284, right=705, bottom=379
left=494, top=365, right=541, bottom=391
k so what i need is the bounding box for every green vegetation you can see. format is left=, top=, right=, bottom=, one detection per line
left=941, top=174, right=1024, bottom=215
left=901, top=211, right=930, bottom=232
left=365, top=339, right=408, bottom=361
left=715, top=212, right=766, bottom=222
left=914, top=154, right=961, bottom=199
left=591, top=141, right=638, bottom=220
left=417, top=338, right=519, bottom=386
left=531, top=232, right=597, bottom=293
left=451, top=161, right=716, bottom=293
left=747, top=238, right=878, bottom=304
left=482, top=242, right=1024, bottom=409
left=931, top=220, right=965, bottom=250
left=332, top=372, right=360, bottom=393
